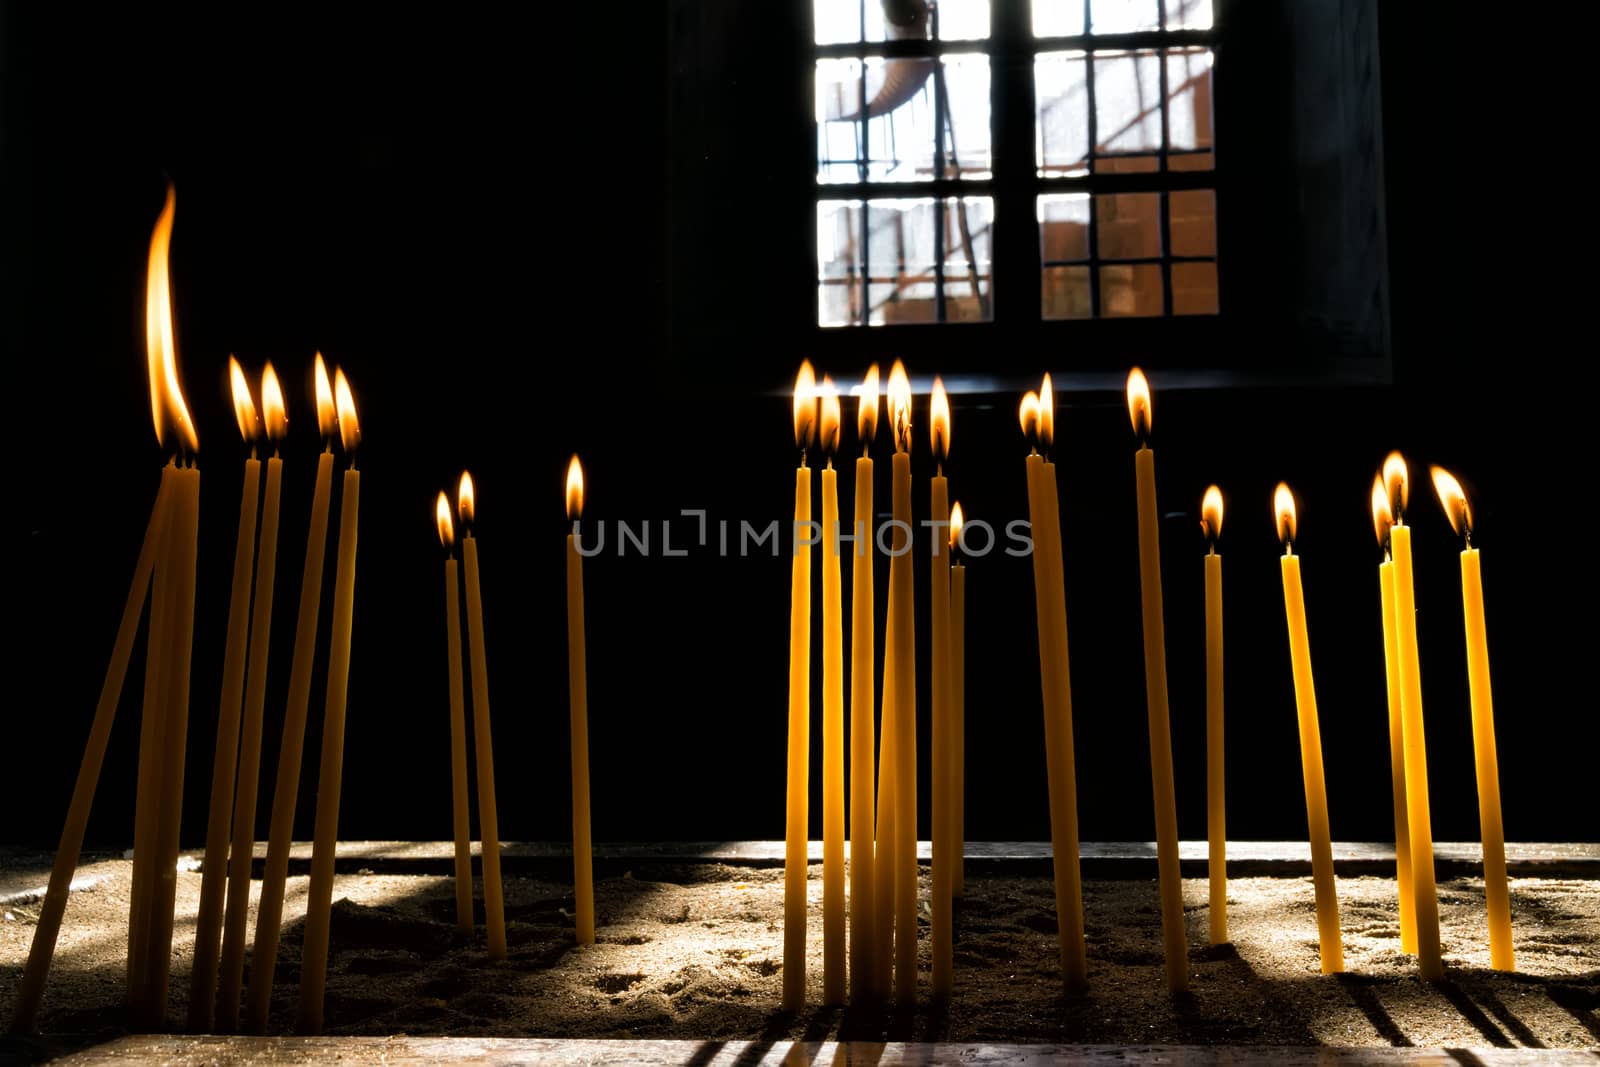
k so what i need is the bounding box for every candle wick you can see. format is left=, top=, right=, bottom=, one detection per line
left=1284, top=540, right=1294, bottom=557
left=324, top=440, right=333, bottom=456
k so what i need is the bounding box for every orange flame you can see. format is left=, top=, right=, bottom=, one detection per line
left=930, top=376, right=950, bottom=464
left=857, top=364, right=880, bottom=446
left=313, top=353, right=337, bottom=440
left=1019, top=391, right=1040, bottom=447
left=950, top=501, right=964, bottom=549
left=1430, top=465, right=1472, bottom=539
left=229, top=356, right=259, bottom=442
left=334, top=368, right=360, bottom=453
left=1039, top=373, right=1055, bottom=451
left=567, top=454, right=584, bottom=520
left=819, top=377, right=841, bottom=458
left=261, top=361, right=288, bottom=442
left=436, top=491, right=455, bottom=550
left=793, top=361, right=817, bottom=451
left=145, top=185, right=198, bottom=454
left=1274, top=482, right=1297, bottom=546
left=1126, top=367, right=1151, bottom=440
left=1201, top=485, right=1223, bottom=543
left=1382, top=451, right=1409, bottom=520
left=459, top=471, right=476, bottom=528
left=1370, top=475, right=1393, bottom=550
left=888, top=360, right=912, bottom=454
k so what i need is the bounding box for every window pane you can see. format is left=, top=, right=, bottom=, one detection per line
left=942, top=197, right=995, bottom=321
left=1097, top=192, right=1161, bottom=260
left=1100, top=263, right=1164, bottom=316
left=1091, top=0, right=1159, bottom=34
left=870, top=199, right=938, bottom=324
left=1032, top=0, right=1085, bottom=37
left=815, top=0, right=990, bottom=44
left=1094, top=51, right=1162, bottom=158
left=1043, top=266, right=1092, bottom=319
left=814, top=0, right=862, bottom=44
left=816, top=57, right=937, bottom=184
left=941, top=55, right=993, bottom=179
left=1169, top=189, right=1216, bottom=257
left=820, top=197, right=993, bottom=325
left=1165, top=0, right=1213, bottom=30
left=818, top=200, right=865, bottom=327
left=1038, top=193, right=1090, bottom=263
left=1166, top=48, right=1213, bottom=154
left=934, top=0, right=992, bottom=40
left=1172, top=261, right=1219, bottom=314
left=1035, top=51, right=1089, bottom=177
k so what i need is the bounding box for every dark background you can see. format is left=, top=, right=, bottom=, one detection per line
left=2, top=3, right=1591, bottom=854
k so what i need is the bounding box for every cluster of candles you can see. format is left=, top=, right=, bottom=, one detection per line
left=779, top=361, right=1512, bottom=1008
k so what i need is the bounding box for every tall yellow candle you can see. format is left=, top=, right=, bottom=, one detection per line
left=190, top=360, right=264, bottom=1032
left=818, top=382, right=846, bottom=1007
left=1371, top=478, right=1416, bottom=956
left=928, top=379, right=954, bottom=1002
left=247, top=355, right=339, bottom=1032
left=873, top=594, right=897, bottom=998
left=1432, top=466, right=1513, bottom=971
left=1385, top=453, right=1442, bottom=979
left=887, top=362, right=917, bottom=1005
left=1202, top=487, right=1227, bottom=945
left=1274, top=485, right=1344, bottom=974
left=949, top=505, right=966, bottom=900
left=219, top=364, right=287, bottom=1030
left=298, top=370, right=363, bottom=1034
left=783, top=361, right=817, bottom=1012
left=460, top=470, right=508, bottom=960
left=848, top=367, right=879, bottom=1005
left=1126, top=368, right=1187, bottom=993
left=1019, top=388, right=1087, bottom=992
left=437, top=493, right=474, bottom=937
left=566, top=457, right=595, bottom=947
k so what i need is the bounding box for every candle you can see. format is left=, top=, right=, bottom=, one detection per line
left=189, top=359, right=264, bottom=1032
left=950, top=504, right=966, bottom=899
left=247, top=355, right=338, bottom=1031
left=1432, top=466, right=1513, bottom=971
left=1384, top=452, right=1443, bottom=979
left=1020, top=385, right=1087, bottom=992
left=566, top=457, right=595, bottom=947
left=298, top=369, right=363, bottom=1034
left=436, top=493, right=473, bottom=937
left=1202, top=486, right=1227, bottom=945
left=1371, top=478, right=1416, bottom=955
left=887, top=362, right=918, bottom=1005
left=1126, top=367, right=1187, bottom=993
left=460, top=470, right=508, bottom=960
left=929, top=378, right=954, bottom=1002
left=1274, top=484, right=1344, bottom=974
left=218, top=363, right=287, bottom=1029
left=848, top=366, right=879, bottom=1005
left=873, top=592, right=897, bottom=998
left=818, top=381, right=846, bottom=1006
left=783, top=362, right=817, bottom=1011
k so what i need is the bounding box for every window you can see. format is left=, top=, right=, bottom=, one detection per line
left=814, top=0, right=1217, bottom=327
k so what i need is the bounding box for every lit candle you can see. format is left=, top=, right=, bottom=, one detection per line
left=783, top=361, right=817, bottom=1011
left=929, top=378, right=954, bottom=1002
left=1432, top=466, right=1513, bottom=971
left=1201, top=486, right=1227, bottom=945
left=848, top=366, right=879, bottom=1005
left=1371, top=478, right=1416, bottom=956
left=1384, top=452, right=1443, bottom=979
left=189, top=359, right=264, bottom=1031
left=949, top=503, right=966, bottom=900
left=247, top=355, right=338, bottom=1031
left=1126, top=367, right=1187, bottom=992
left=818, top=380, right=845, bottom=1007
left=887, top=361, right=918, bottom=1005
left=460, top=470, right=509, bottom=960
left=567, top=457, right=595, bottom=947
left=218, top=362, right=288, bottom=1029
left=874, top=594, right=897, bottom=998
left=436, top=492, right=473, bottom=936
left=1274, top=484, right=1344, bottom=974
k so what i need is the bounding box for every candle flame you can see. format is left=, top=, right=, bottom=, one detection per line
left=567, top=454, right=584, bottom=520
left=261, top=361, right=288, bottom=442
left=334, top=368, right=360, bottom=453
left=314, top=353, right=337, bottom=441
left=819, top=377, right=841, bottom=458
left=930, top=376, right=950, bottom=464
left=229, top=356, right=260, bottom=442
left=1370, top=475, right=1393, bottom=549
left=1039, top=373, right=1055, bottom=451
left=436, top=491, right=455, bottom=550
left=1019, top=391, right=1040, bottom=446
left=888, top=360, right=912, bottom=454
left=1201, top=485, right=1223, bottom=543
left=1126, top=367, right=1151, bottom=440
left=1430, top=465, right=1472, bottom=539
left=459, top=471, right=476, bottom=528
left=145, top=184, right=198, bottom=454
left=793, top=360, right=817, bottom=451
left=856, top=363, right=880, bottom=446
left=1274, top=482, right=1297, bottom=547
left=1382, top=451, right=1409, bottom=519
left=950, top=500, right=964, bottom=549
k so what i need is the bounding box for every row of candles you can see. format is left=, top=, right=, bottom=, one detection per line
left=780, top=361, right=1511, bottom=1008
